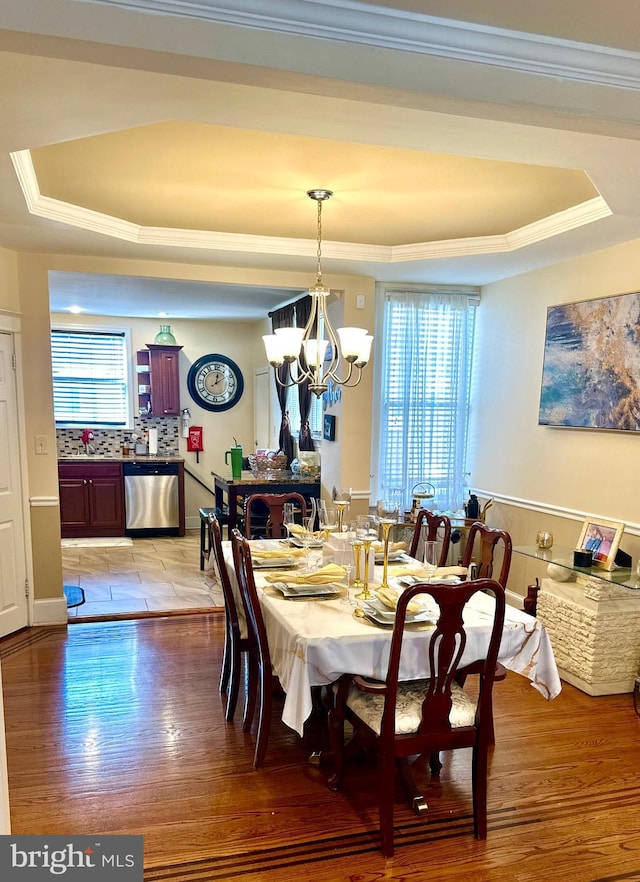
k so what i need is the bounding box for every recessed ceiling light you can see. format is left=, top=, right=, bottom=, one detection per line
left=158, top=312, right=169, bottom=317
left=68, top=306, right=83, bottom=314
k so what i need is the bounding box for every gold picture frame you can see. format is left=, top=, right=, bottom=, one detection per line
left=576, top=518, right=625, bottom=571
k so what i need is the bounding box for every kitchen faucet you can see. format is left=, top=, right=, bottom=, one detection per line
left=81, top=429, right=96, bottom=455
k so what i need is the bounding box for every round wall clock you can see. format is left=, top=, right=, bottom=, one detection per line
left=187, top=354, right=244, bottom=412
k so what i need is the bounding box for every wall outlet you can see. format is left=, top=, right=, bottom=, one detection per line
left=35, top=435, right=47, bottom=455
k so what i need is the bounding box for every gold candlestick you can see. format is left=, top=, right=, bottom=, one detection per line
left=355, top=538, right=373, bottom=600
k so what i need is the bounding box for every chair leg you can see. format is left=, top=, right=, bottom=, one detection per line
left=397, top=757, right=428, bottom=814
left=472, top=741, right=489, bottom=839
left=224, top=636, right=242, bottom=723
left=379, top=751, right=396, bottom=857
left=219, top=615, right=231, bottom=696
left=243, top=652, right=258, bottom=732
left=200, top=517, right=207, bottom=571
left=253, top=669, right=273, bottom=769
left=429, top=751, right=443, bottom=776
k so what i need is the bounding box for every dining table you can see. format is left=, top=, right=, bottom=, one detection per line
left=221, top=540, right=562, bottom=737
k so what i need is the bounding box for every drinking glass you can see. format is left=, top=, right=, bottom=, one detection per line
left=283, top=502, right=299, bottom=540
left=376, top=498, right=399, bottom=590
left=356, top=530, right=375, bottom=600
left=300, top=513, right=316, bottom=572
left=318, top=503, right=338, bottom=542
left=332, top=487, right=352, bottom=533
left=423, top=539, right=438, bottom=581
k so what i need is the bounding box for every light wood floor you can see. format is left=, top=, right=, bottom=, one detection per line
left=2, top=614, right=640, bottom=882
left=62, top=532, right=223, bottom=619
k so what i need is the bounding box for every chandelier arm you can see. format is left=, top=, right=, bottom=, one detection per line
left=272, top=368, right=306, bottom=389
left=322, top=362, right=361, bottom=388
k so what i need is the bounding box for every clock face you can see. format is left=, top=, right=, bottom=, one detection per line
left=187, top=354, right=244, bottom=412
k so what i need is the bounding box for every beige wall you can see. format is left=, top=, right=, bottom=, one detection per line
left=471, top=237, right=640, bottom=598
left=0, top=247, right=19, bottom=313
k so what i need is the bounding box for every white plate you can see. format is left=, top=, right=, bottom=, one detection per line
left=252, top=556, right=297, bottom=569
left=270, top=581, right=342, bottom=598
left=288, top=536, right=324, bottom=549
left=374, top=551, right=408, bottom=563
left=360, top=599, right=434, bottom=627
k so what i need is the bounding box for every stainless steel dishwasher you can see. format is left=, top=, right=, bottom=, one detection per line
left=123, top=461, right=179, bottom=535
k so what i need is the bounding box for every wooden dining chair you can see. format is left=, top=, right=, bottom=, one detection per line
left=409, top=509, right=452, bottom=565
left=462, top=521, right=513, bottom=588
left=208, top=513, right=250, bottom=723
left=328, top=578, right=506, bottom=857
left=230, top=527, right=281, bottom=769
left=244, top=492, right=307, bottom=539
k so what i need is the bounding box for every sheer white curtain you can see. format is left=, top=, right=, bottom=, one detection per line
left=375, top=289, right=477, bottom=512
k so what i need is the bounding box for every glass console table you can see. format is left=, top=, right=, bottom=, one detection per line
left=514, top=545, right=640, bottom=695
left=513, top=544, right=639, bottom=590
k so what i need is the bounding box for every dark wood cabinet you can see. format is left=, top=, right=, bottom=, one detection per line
left=137, top=344, right=182, bottom=417
left=59, top=462, right=125, bottom=538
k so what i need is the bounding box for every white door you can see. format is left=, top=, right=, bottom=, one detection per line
left=254, top=368, right=271, bottom=450
left=0, top=333, right=29, bottom=637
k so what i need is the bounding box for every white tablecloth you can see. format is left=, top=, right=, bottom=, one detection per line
left=222, top=542, right=562, bottom=735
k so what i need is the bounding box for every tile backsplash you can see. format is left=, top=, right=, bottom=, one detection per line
left=57, top=417, right=179, bottom=457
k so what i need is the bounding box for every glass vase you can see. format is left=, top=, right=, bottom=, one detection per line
left=154, top=324, right=177, bottom=345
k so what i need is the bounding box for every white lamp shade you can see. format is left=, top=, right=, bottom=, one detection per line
left=274, top=327, right=305, bottom=358
left=336, top=326, right=367, bottom=358
left=303, top=338, right=329, bottom=365
left=355, top=335, right=374, bottom=367
left=262, top=334, right=285, bottom=365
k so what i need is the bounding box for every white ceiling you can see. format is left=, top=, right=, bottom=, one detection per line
left=6, top=0, right=640, bottom=318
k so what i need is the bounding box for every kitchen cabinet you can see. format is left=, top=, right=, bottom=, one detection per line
left=59, top=462, right=125, bottom=538
left=137, top=344, right=183, bottom=417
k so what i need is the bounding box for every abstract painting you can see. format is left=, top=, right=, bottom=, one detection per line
left=539, top=291, right=640, bottom=430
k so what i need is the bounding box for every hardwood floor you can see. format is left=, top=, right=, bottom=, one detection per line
left=2, top=614, right=640, bottom=881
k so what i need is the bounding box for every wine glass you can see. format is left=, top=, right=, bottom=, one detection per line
left=356, top=527, right=375, bottom=601
left=300, top=513, right=316, bottom=572
left=423, top=539, right=438, bottom=581
left=332, top=486, right=352, bottom=533
left=318, top=502, right=338, bottom=542
left=349, top=517, right=367, bottom=591
left=283, top=502, right=299, bottom=541
left=376, top=498, right=399, bottom=590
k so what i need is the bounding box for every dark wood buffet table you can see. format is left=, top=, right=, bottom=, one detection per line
left=212, top=471, right=321, bottom=532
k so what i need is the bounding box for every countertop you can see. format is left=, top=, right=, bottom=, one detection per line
left=58, top=454, right=185, bottom=464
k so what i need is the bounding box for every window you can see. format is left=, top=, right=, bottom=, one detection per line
left=51, top=326, right=132, bottom=428
left=373, top=286, right=479, bottom=512
left=285, top=364, right=324, bottom=439
left=285, top=311, right=325, bottom=440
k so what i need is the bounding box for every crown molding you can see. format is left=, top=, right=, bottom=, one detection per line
left=76, top=0, right=640, bottom=91
left=10, top=148, right=612, bottom=262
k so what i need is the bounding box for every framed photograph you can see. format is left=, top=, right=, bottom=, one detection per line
left=323, top=413, right=336, bottom=442
left=576, top=518, right=625, bottom=571
left=539, top=290, right=640, bottom=431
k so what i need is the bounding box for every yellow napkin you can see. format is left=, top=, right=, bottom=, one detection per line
left=264, top=563, right=345, bottom=585
left=387, top=564, right=468, bottom=579
left=372, top=540, right=408, bottom=553
left=251, top=547, right=306, bottom=559
left=286, top=523, right=305, bottom=535
left=375, top=586, right=423, bottom=616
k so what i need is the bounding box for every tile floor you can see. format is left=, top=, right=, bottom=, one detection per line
left=62, top=531, right=223, bottom=620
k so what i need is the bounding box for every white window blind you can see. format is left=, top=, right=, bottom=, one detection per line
left=375, top=290, right=477, bottom=511
left=51, top=328, right=130, bottom=427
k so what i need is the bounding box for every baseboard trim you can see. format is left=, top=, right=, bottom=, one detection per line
left=33, top=596, right=68, bottom=625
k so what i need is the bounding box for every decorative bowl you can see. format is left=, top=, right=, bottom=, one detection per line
left=248, top=453, right=288, bottom=473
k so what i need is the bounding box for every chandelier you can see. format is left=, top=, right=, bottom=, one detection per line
left=262, top=189, right=373, bottom=397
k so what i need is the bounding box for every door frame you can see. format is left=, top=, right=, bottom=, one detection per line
left=0, top=313, right=34, bottom=629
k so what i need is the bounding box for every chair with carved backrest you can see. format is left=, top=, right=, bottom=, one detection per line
left=208, top=512, right=251, bottom=723
left=328, top=578, right=505, bottom=857
left=244, top=492, right=307, bottom=539
left=409, top=509, right=452, bottom=565
left=230, top=527, right=281, bottom=769
left=461, top=521, right=512, bottom=588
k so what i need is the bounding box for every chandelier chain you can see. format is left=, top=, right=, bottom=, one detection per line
left=316, top=198, right=323, bottom=284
